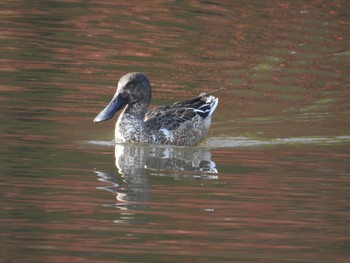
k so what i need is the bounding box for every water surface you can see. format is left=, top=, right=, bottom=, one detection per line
left=1, top=1, right=350, bottom=262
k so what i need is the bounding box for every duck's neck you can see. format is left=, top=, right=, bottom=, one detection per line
left=124, top=101, right=148, bottom=120
left=115, top=102, right=148, bottom=143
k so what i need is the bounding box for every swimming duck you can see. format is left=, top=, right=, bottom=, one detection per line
left=94, top=72, right=222, bottom=146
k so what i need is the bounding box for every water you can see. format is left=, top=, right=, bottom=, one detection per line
left=1, top=1, right=350, bottom=262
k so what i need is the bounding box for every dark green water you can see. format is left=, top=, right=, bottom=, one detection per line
left=1, top=1, right=350, bottom=262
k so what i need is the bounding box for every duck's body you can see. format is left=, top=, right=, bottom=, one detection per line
left=94, top=72, right=221, bottom=146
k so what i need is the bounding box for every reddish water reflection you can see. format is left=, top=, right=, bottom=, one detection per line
left=2, top=145, right=349, bottom=262
left=1, top=0, right=350, bottom=262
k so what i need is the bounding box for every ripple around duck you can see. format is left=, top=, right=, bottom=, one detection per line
left=89, top=135, right=350, bottom=149
left=204, top=135, right=350, bottom=148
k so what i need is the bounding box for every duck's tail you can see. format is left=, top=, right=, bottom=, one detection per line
left=195, top=95, right=219, bottom=119
left=194, top=87, right=225, bottom=119
left=195, top=87, right=225, bottom=118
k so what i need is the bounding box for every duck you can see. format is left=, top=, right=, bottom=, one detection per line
left=94, top=72, right=222, bottom=146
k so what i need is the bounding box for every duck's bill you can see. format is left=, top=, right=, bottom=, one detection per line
left=94, top=94, right=126, bottom=123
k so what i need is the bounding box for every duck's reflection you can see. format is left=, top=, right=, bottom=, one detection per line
left=95, top=143, right=218, bottom=224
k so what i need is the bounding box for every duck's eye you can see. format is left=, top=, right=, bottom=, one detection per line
left=128, top=83, right=134, bottom=88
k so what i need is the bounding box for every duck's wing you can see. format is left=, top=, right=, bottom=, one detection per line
left=144, top=107, right=197, bottom=131
left=144, top=88, right=222, bottom=131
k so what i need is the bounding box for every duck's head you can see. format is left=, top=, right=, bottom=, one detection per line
left=94, top=72, right=151, bottom=122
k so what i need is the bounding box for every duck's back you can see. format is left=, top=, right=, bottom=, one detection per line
left=144, top=93, right=218, bottom=146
